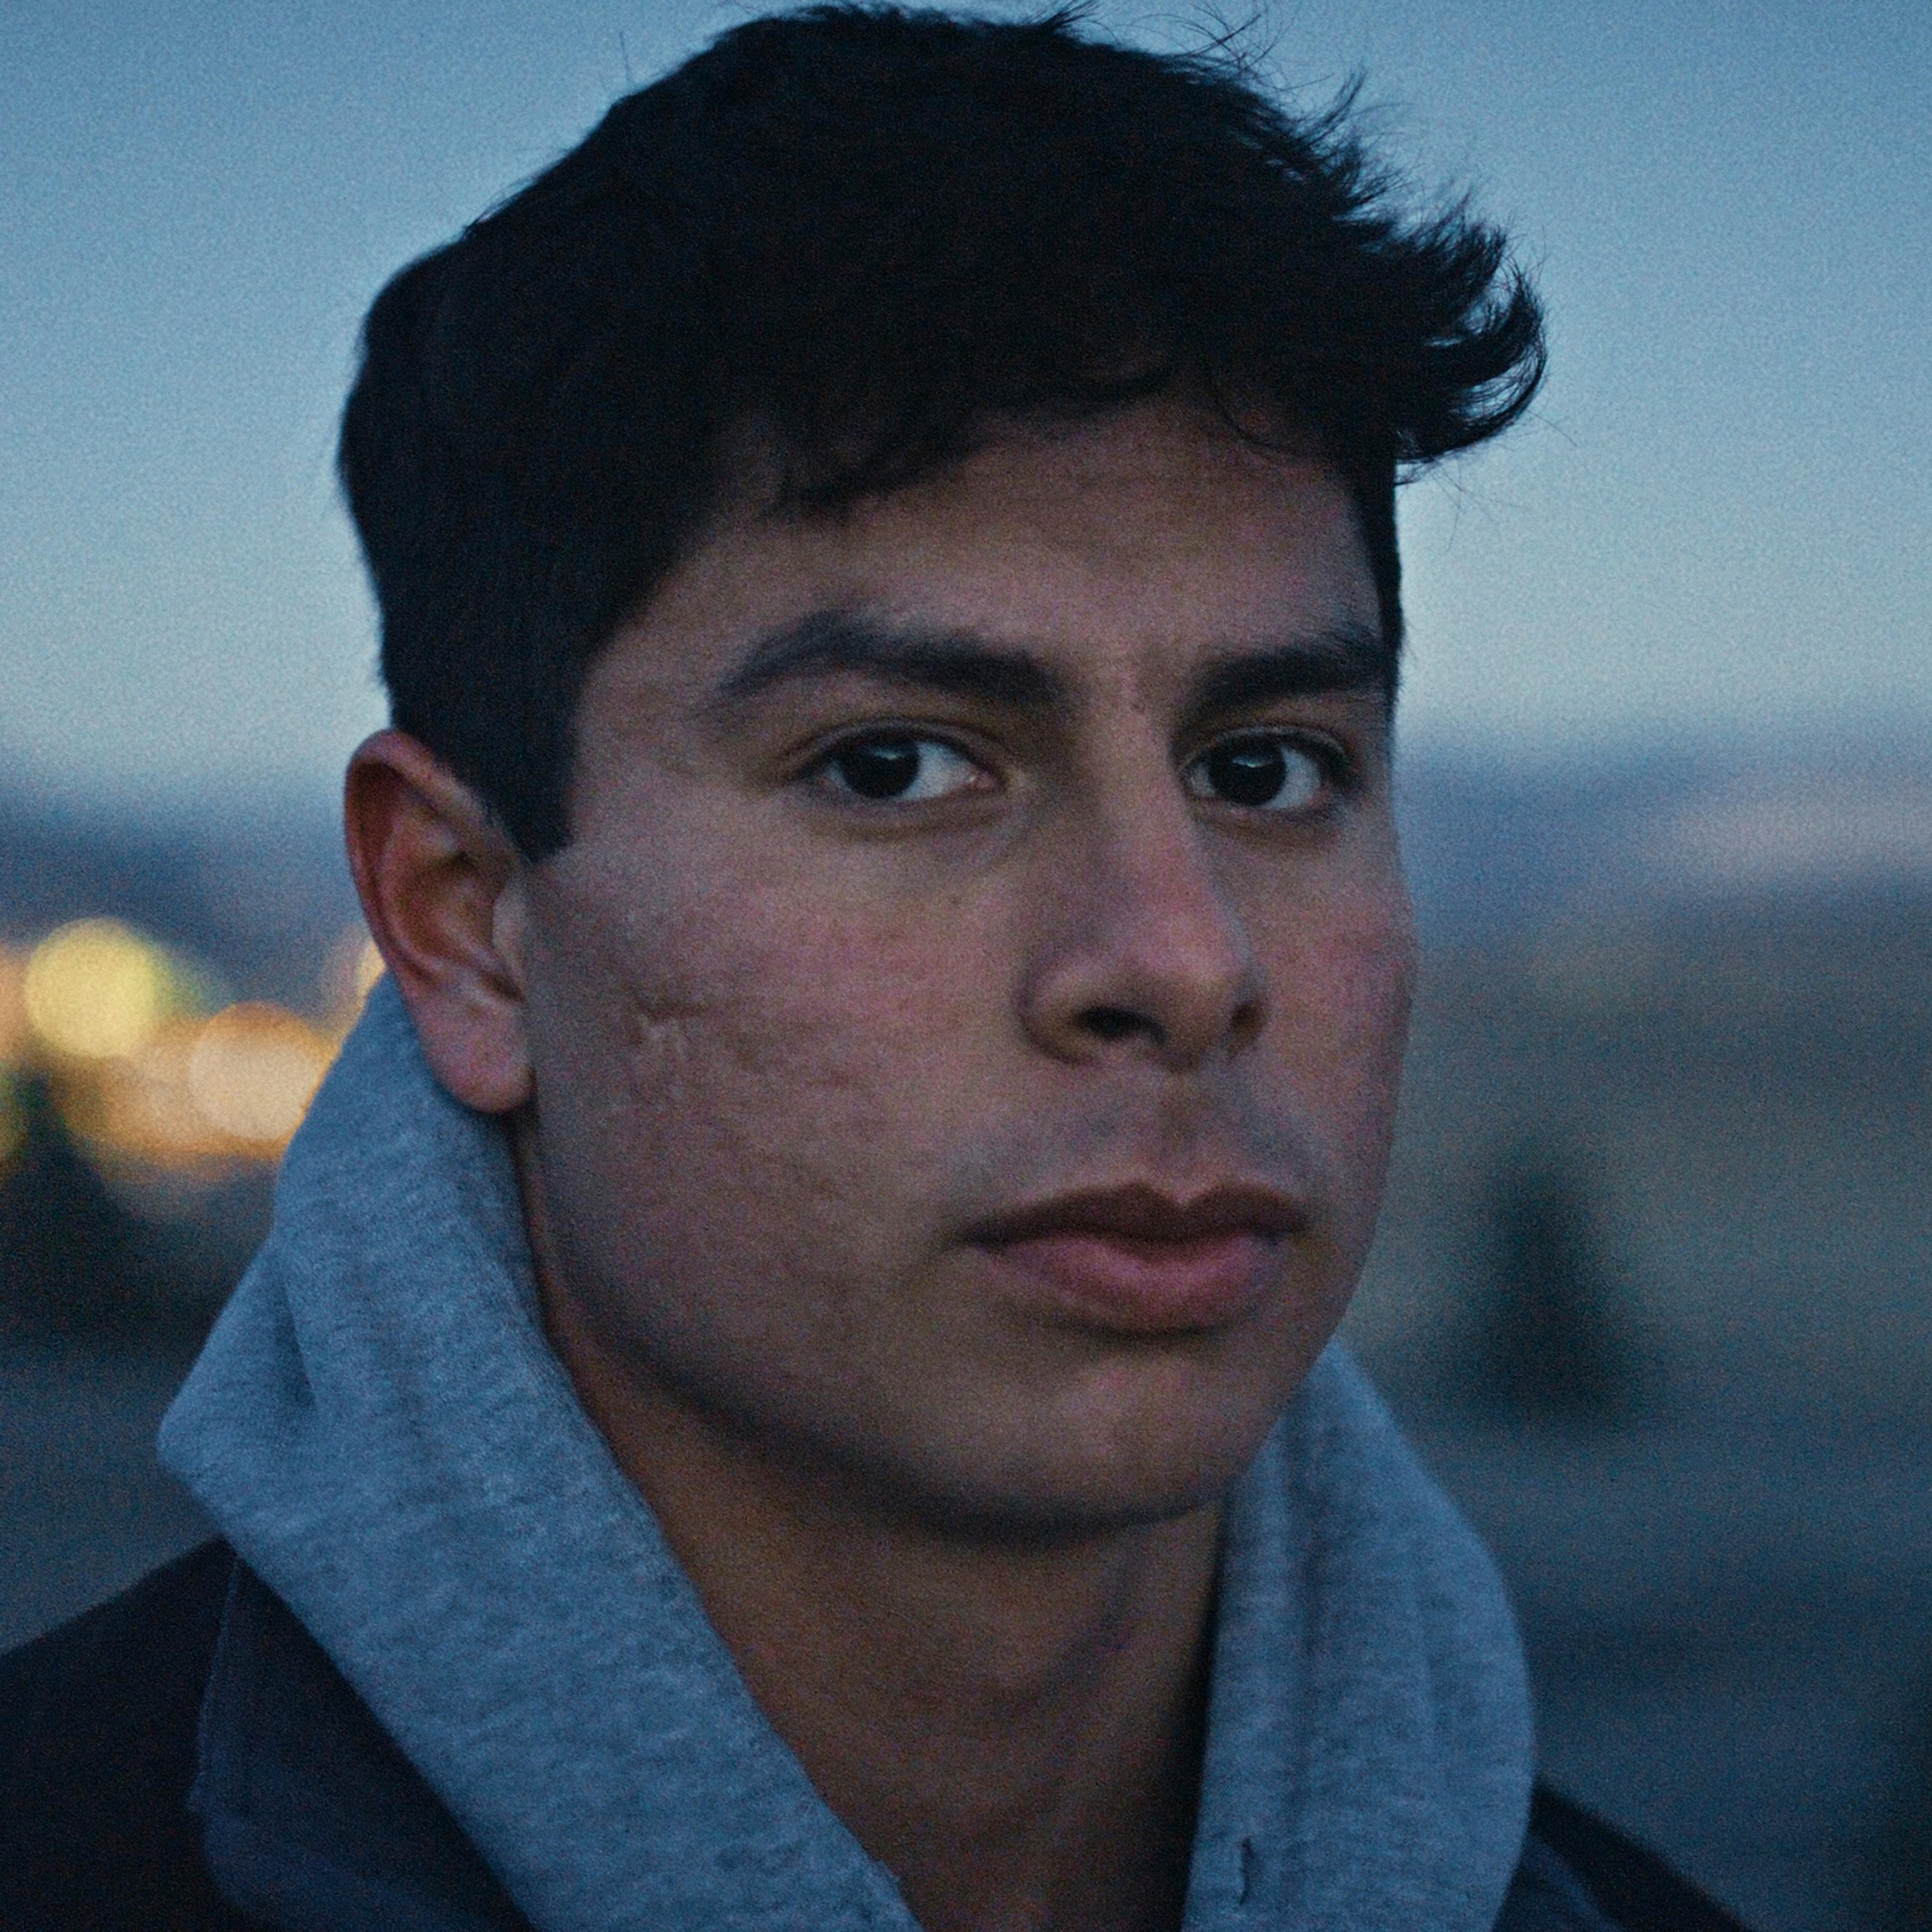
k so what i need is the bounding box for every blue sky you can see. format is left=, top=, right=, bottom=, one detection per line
left=3, top=0, right=1926, bottom=803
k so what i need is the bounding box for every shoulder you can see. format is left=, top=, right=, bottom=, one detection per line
left=1498, top=1784, right=1752, bottom=1932
left=0, top=1538, right=261, bottom=1930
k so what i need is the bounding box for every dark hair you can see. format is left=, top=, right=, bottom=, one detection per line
left=339, top=5, right=1543, bottom=857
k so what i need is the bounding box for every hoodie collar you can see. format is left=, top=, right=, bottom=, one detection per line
left=164, top=980, right=1532, bottom=1931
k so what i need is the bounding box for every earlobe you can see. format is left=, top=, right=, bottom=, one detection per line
left=343, top=730, right=535, bottom=1114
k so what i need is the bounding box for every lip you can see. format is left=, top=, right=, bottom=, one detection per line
left=965, top=1182, right=1303, bottom=1335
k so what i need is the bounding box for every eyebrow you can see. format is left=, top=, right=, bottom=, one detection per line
left=712, top=608, right=1393, bottom=722
left=1180, top=622, right=1395, bottom=728
left=714, top=612, right=1067, bottom=712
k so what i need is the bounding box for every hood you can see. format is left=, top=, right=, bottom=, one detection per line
left=162, top=977, right=1533, bottom=1931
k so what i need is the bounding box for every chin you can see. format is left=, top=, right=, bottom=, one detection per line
left=908, top=1442, right=1265, bottom=1543
left=878, top=1343, right=1306, bottom=1539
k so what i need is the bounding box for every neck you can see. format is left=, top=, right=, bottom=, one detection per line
left=536, top=1268, right=1218, bottom=1932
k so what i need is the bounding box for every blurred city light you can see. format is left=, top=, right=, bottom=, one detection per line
left=0, top=944, right=27, bottom=1063
left=186, top=1004, right=335, bottom=1153
left=23, top=920, right=178, bottom=1062
left=0, top=916, right=378, bottom=1176
left=76, top=1019, right=226, bottom=1167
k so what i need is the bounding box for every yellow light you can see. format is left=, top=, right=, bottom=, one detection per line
left=73, top=1019, right=227, bottom=1165
left=187, top=1003, right=336, bottom=1153
left=0, top=946, right=27, bottom=1064
left=23, top=919, right=171, bottom=1061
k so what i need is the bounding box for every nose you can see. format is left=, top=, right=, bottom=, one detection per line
left=1018, top=783, right=1267, bottom=1072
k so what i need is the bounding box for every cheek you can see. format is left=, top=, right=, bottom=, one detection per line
left=527, top=856, right=986, bottom=1297
left=1255, top=878, right=1416, bottom=1235
left=656, top=893, right=975, bottom=1138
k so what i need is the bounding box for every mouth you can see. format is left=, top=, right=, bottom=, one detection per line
left=963, top=1182, right=1305, bottom=1336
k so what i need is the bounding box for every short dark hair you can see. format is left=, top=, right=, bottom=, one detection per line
left=339, top=5, right=1543, bottom=857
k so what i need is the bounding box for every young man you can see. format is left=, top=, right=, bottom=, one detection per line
left=2, top=10, right=1744, bottom=1929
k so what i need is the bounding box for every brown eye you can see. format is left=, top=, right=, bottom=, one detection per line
left=823, top=734, right=983, bottom=802
left=1183, top=734, right=1327, bottom=812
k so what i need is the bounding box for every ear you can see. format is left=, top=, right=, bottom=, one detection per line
left=344, top=730, right=534, bottom=1114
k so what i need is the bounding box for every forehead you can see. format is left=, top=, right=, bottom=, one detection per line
left=604, top=398, right=1381, bottom=705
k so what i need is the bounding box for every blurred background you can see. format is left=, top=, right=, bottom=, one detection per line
left=2, top=2, right=1926, bottom=1927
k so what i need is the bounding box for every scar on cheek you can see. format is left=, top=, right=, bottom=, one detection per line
left=624, top=996, right=704, bottom=1065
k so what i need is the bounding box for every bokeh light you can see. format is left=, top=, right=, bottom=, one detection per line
left=0, top=945, right=28, bottom=1065
left=0, top=916, right=383, bottom=1175
left=186, top=1004, right=335, bottom=1154
left=67, top=1018, right=224, bottom=1167
left=23, top=919, right=176, bottom=1062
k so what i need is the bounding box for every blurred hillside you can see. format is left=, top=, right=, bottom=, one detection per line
left=1, top=745, right=1928, bottom=1930
left=1361, top=887, right=1931, bottom=1411
left=1362, top=745, right=1932, bottom=1423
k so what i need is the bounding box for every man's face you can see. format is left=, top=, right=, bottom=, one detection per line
left=515, top=397, right=1413, bottom=1531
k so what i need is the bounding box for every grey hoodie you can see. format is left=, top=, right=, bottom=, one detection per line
left=160, top=977, right=1536, bottom=1932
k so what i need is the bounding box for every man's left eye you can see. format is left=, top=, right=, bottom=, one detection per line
left=1182, top=734, right=1331, bottom=813
left=821, top=734, right=984, bottom=803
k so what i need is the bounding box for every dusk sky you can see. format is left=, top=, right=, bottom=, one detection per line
left=4, top=0, right=1926, bottom=805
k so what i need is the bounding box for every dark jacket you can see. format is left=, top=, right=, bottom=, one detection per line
left=1, top=1543, right=1746, bottom=1932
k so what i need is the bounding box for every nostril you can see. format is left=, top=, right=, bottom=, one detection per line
left=1229, top=993, right=1267, bottom=1051
left=1081, top=1005, right=1162, bottom=1044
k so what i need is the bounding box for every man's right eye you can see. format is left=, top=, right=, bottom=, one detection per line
left=820, top=734, right=984, bottom=803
